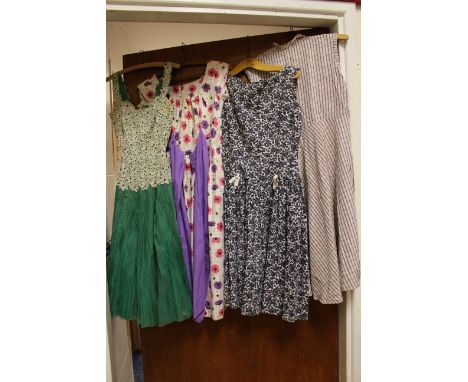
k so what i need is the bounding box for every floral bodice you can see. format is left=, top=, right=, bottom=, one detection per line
left=110, top=63, right=174, bottom=191
left=168, top=61, right=229, bottom=321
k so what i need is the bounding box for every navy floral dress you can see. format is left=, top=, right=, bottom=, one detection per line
left=223, top=67, right=310, bottom=322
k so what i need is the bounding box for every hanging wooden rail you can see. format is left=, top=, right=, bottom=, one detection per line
left=106, top=62, right=181, bottom=82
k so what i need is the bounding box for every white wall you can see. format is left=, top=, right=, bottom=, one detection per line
left=107, top=22, right=302, bottom=73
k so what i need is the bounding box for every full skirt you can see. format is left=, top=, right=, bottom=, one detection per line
left=107, top=183, right=192, bottom=327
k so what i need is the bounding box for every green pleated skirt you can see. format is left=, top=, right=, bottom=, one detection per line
left=107, top=183, right=192, bottom=327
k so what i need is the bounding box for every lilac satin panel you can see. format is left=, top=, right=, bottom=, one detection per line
left=170, top=132, right=210, bottom=323
left=190, top=133, right=210, bottom=323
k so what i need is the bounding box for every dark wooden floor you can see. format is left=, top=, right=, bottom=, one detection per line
left=141, top=299, right=338, bottom=382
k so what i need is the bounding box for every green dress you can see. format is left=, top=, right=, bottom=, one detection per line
left=107, top=63, right=192, bottom=327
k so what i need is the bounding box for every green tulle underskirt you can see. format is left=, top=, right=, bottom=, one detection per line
left=107, top=183, right=192, bottom=327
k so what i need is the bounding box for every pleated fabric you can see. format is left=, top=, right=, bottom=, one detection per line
left=247, top=33, right=360, bottom=304
left=107, top=185, right=192, bottom=327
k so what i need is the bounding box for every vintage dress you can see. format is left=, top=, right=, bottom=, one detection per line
left=223, top=67, right=310, bottom=322
left=107, top=63, right=192, bottom=328
left=168, top=61, right=229, bottom=322
left=247, top=33, right=360, bottom=303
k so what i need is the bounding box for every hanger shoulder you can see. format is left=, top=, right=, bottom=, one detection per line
left=230, top=58, right=301, bottom=79
left=251, top=60, right=284, bottom=73
left=229, top=58, right=283, bottom=76
left=106, top=61, right=181, bottom=82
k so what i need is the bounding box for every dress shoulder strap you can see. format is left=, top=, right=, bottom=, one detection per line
left=111, top=74, right=122, bottom=108
left=158, top=62, right=173, bottom=96
left=111, top=74, right=132, bottom=109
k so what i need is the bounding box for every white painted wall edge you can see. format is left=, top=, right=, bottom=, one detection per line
left=107, top=0, right=353, bottom=15
left=107, top=0, right=353, bottom=25
left=107, top=9, right=338, bottom=27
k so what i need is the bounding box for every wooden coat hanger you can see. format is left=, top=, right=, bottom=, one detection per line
left=229, top=33, right=349, bottom=79
left=105, top=61, right=181, bottom=82
left=229, top=58, right=302, bottom=78
left=229, top=34, right=299, bottom=78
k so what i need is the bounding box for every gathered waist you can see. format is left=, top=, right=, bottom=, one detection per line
left=226, top=167, right=301, bottom=191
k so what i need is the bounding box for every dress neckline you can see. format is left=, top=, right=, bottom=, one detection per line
left=228, top=66, right=294, bottom=89
left=169, top=60, right=226, bottom=98
left=115, top=63, right=171, bottom=112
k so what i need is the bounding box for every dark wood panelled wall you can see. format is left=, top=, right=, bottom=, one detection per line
left=141, top=300, right=338, bottom=382
left=121, top=28, right=329, bottom=105
left=121, top=27, right=338, bottom=382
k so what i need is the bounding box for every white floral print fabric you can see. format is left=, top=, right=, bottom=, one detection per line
left=110, top=63, right=173, bottom=191
left=137, top=74, right=159, bottom=106
left=168, top=61, right=229, bottom=321
left=223, top=67, right=310, bottom=322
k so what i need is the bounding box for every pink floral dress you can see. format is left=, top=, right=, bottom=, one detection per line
left=168, top=61, right=229, bottom=321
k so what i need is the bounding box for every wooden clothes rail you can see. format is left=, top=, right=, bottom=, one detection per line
left=120, top=27, right=332, bottom=106
left=106, top=62, right=181, bottom=82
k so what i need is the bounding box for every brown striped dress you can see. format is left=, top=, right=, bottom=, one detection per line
left=247, top=33, right=360, bottom=304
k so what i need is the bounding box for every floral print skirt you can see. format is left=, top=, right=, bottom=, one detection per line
left=223, top=67, right=310, bottom=322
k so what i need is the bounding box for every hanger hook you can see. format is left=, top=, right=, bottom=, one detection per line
left=138, top=49, right=144, bottom=65
left=181, top=42, right=186, bottom=63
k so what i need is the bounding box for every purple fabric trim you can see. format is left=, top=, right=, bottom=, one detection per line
left=170, top=132, right=210, bottom=323
left=170, top=135, right=193, bottom=293
left=190, top=132, right=210, bottom=323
